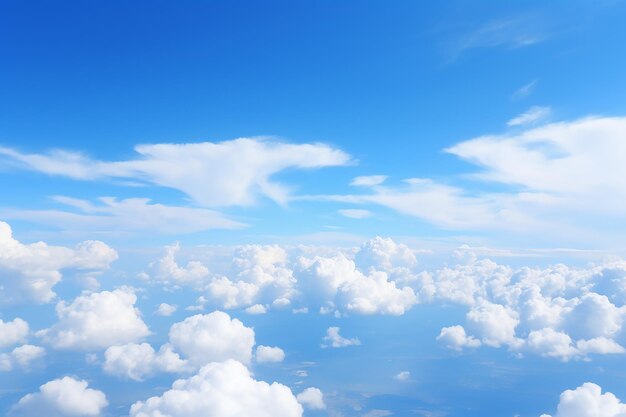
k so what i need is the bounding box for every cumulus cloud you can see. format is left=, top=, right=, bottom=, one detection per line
left=296, top=387, right=326, bottom=410
left=168, top=311, right=255, bottom=367
left=394, top=371, right=410, bottom=381
left=0, top=138, right=351, bottom=207
left=437, top=325, right=481, bottom=351
left=541, top=382, right=626, bottom=417
left=129, top=359, right=303, bottom=417
left=155, top=303, right=177, bottom=316
left=256, top=345, right=285, bottom=363
left=322, top=327, right=360, bottom=348
left=0, top=221, right=117, bottom=304
left=13, top=376, right=107, bottom=417
left=0, top=318, right=29, bottom=348
left=103, top=343, right=188, bottom=381
left=245, top=304, right=268, bottom=314
left=432, top=255, right=626, bottom=360
left=38, top=288, right=150, bottom=351
left=0, top=345, right=45, bottom=372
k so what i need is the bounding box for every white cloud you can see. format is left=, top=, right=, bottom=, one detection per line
left=354, top=236, right=416, bottom=271
left=338, top=209, right=373, bottom=219
left=152, top=243, right=210, bottom=287
left=507, top=106, right=552, bottom=126
left=296, top=387, right=326, bottom=410
left=322, top=327, right=361, bottom=348
left=245, top=304, right=268, bottom=314
left=437, top=325, right=481, bottom=351
left=466, top=302, right=520, bottom=348
left=337, top=270, right=417, bottom=315
left=0, top=345, right=45, bottom=372
left=103, top=343, right=188, bottom=381
left=168, top=311, right=255, bottom=367
left=155, top=303, right=177, bottom=316
left=38, top=288, right=150, bottom=351
left=2, top=197, right=245, bottom=236
left=129, top=359, right=303, bottom=417
left=0, top=318, right=29, bottom=348
left=0, top=138, right=351, bottom=207
left=541, top=382, right=626, bottom=417
left=256, top=345, right=285, bottom=363
left=13, top=376, right=108, bottom=417
left=350, top=175, right=387, bottom=187
left=0, top=221, right=117, bottom=304
left=394, top=371, right=410, bottom=381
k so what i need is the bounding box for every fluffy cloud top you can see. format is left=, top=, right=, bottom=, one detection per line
left=129, top=359, right=303, bottom=417
left=168, top=311, right=255, bottom=366
left=13, top=376, right=107, bottom=417
left=256, top=345, right=285, bottom=363
left=322, top=327, right=361, bottom=348
left=541, top=382, right=626, bottom=417
left=296, top=387, right=326, bottom=410
left=0, top=221, right=117, bottom=304
left=0, top=345, right=45, bottom=372
left=103, top=343, right=188, bottom=381
left=0, top=317, right=29, bottom=348
left=38, top=289, right=150, bottom=351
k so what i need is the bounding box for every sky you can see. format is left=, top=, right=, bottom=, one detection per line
left=2, top=1, right=626, bottom=416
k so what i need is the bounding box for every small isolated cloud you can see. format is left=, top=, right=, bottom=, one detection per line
left=155, top=303, right=177, bottom=316
left=245, top=304, right=268, bottom=314
left=437, top=325, right=481, bottom=351
left=256, top=345, right=285, bottom=363
left=394, top=371, right=410, bottom=381
left=12, top=376, right=108, bottom=417
left=350, top=175, right=388, bottom=187
left=540, top=382, right=626, bottom=417
left=507, top=106, right=552, bottom=126
left=129, top=359, right=303, bottom=417
left=297, top=387, right=326, bottom=410
left=322, top=327, right=361, bottom=348
left=512, top=80, right=538, bottom=100
left=339, top=209, right=373, bottom=219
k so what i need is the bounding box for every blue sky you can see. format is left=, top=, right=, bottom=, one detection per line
left=2, top=1, right=626, bottom=417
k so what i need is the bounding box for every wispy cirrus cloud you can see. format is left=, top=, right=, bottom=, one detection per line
left=0, top=137, right=352, bottom=207
left=447, top=16, right=548, bottom=61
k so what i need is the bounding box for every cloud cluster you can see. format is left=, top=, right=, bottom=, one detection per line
left=0, top=221, right=117, bottom=304
left=430, top=255, right=626, bottom=361
left=103, top=311, right=258, bottom=380
left=0, top=345, right=45, bottom=372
